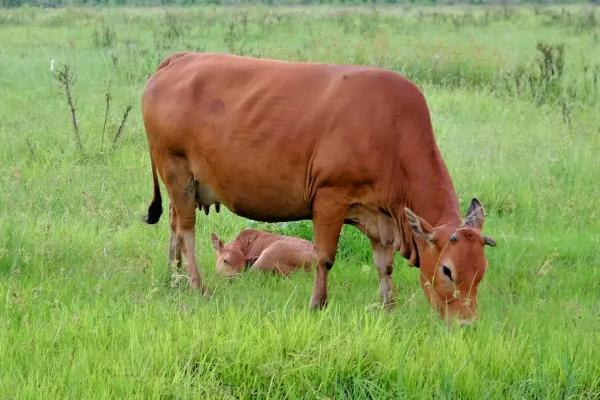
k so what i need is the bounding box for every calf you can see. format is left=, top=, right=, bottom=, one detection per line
left=211, top=229, right=315, bottom=277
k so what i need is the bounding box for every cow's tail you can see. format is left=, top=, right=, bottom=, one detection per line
left=143, top=52, right=191, bottom=225
left=145, top=153, right=163, bottom=224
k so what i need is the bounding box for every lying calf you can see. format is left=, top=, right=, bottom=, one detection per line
left=211, top=229, right=316, bottom=277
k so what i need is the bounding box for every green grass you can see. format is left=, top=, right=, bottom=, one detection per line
left=1, top=5, right=599, bottom=398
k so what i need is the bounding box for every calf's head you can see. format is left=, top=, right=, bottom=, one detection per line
left=405, top=199, right=496, bottom=325
left=211, top=232, right=246, bottom=277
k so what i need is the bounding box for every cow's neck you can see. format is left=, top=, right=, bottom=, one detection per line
left=400, top=147, right=462, bottom=227
left=390, top=146, right=462, bottom=267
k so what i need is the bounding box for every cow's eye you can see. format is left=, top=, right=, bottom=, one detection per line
left=442, top=265, right=454, bottom=282
left=223, top=259, right=229, bottom=265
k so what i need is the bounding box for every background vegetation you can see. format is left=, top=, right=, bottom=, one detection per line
left=0, top=5, right=599, bottom=398
left=2, top=0, right=600, bottom=8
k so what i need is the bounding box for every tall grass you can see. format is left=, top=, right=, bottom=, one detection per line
left=0, top=5, right=599, bottom=398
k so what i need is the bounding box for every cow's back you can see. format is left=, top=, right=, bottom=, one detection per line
left=142, top=52, right=431, bottom=222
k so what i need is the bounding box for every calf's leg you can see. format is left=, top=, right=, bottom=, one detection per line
left=251, top=241, right=314, bottom=275
left=251, top=242, right=289, bottom=274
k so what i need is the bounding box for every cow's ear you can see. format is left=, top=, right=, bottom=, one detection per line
left=483, top=236, right=496, bottom=247
left=211, top=232, right=224, bottom=251
left=465, top=198, right=485, bottom=229
left=404, top=208, right=435, bottom=244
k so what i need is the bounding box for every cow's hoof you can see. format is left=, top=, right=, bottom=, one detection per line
left=189, top=279, right=203, bottom=290
left=201, top=286, right=214, bottom=299
left=381, top=294, right=396, bottom=311
left=382, top=298, right=396, bottom=311
left=309, top=297, right=328, bottom=310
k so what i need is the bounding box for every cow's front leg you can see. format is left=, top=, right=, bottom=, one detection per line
left=309, top=189, right=348, bottom=310
left=371, top=239, right=395, bottom=309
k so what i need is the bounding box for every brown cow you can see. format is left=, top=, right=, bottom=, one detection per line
left=211, top=229, right=315, bottom=276
left=142, top=52, right=496, bottom=324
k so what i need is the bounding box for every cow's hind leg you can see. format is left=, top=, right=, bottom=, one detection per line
left=309, top=189, right=348, bottom=310
left=371, top=239, right=395, bottom=309
left=168, top=204, right=183, bottom=273
left=163, top=164, right=203, bottom=290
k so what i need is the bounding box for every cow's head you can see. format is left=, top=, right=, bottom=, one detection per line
left=405, top=198, right=496, bottom=325
left=211, top=232, right=246, bottom=277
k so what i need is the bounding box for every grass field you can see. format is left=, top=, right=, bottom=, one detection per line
left=1, top=5, right=599, bottom=398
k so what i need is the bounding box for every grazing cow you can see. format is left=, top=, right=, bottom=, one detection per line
left=210, top=229, right=315, bottom=276
left=142, top=52, right=496, bottom=324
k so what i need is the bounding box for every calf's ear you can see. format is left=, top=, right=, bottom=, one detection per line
left=465, top=198, right=485, bottom=229
left=404, top=207, right=435, bottom=244
left=211, top=232, right=224, bottom=251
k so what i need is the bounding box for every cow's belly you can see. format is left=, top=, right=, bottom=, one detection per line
left=194, top=167, right=312, bottom=222
left=224, top=190, right=312, bottom=222
left=185, top=117, right=315, bottom=221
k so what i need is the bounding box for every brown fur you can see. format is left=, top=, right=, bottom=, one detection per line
left=142, top=52, right=495, bottom=323
left=211, top=229, right=315, bottom=277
